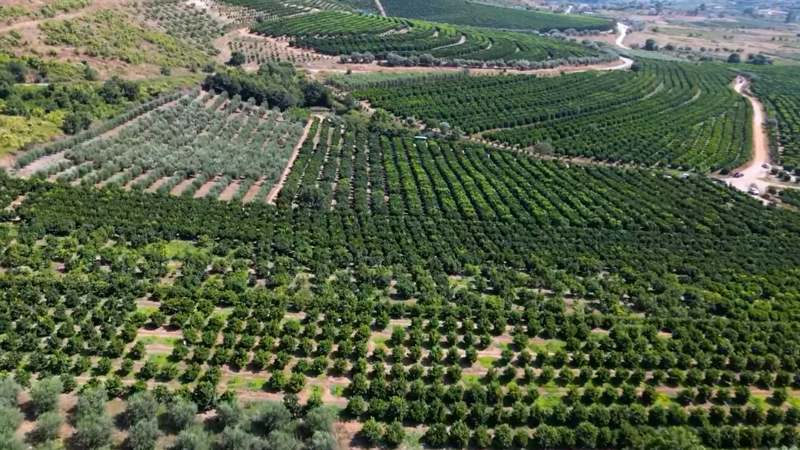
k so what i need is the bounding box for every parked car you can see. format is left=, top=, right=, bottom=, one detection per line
left=762, top=163, right=772, bottom=169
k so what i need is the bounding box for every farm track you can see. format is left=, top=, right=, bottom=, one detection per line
left=373, top=0, right=387, bottom=17
left=267, top=118, right=316, bottom=204
left=724, top=78, right=773, bottom=197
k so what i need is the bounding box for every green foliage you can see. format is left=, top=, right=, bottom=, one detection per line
left=166, top=398, right=198, bottom=431
left=40, top=10, right=213, bottom=68
left=174, top=427, right=212, bottom=450
left=30, top=377, right=62, bottom=416
left=60, top=111, right=92, bottom=135
left=40, top=0, right=91, bottom=18
left=0, top=379, right=20, bottom=408
left=126, top=390, right=160, bottom=425
left=381, top=0, right=613, bottom=32
left=359, top=61, right=750, bottom=171
left=203, top=62, right=333, bottom=110
left=31, top=411, right=64, bottom=443
left=748, top=65, right=800, bottom=170
left=218, top=426, right=255, bottom=450
left=73, top=414, right=113, bottom=450
left=216, top=398, right=245, bottom=429
left=0, top=6, right=28, bottom=19
left=0, top=405, right=22, bottom=437
left=128, top=418, right=161, bottom=450
left=251, top=11, right=605, bottom=66
left=20, top=89, right=310, bottom=186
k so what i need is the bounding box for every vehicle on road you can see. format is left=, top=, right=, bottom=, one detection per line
left=762, top=163, right=772, bottom=169
left=733, top=172, right=744, bottom=178
left=680, top=173, right=691, bottom=179
left=748, top=185, right=760, bottom=195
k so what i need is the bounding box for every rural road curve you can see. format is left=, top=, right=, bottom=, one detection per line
left=722, top=77, right=772, bottom=197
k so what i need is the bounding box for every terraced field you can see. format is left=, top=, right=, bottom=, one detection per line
left=380, top=0, right=614, bottom=32
left=353, top=61, right=751, bottom=171
left=249, top=11, right=613, bottom=68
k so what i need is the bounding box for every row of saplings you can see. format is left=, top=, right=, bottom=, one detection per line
left=0, top=375, right=338, bottom=450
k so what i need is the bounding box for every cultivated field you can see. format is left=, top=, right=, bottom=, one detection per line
left=13, top=90, right=310, bottom=203
left=3, top=0, right=800, bottom=449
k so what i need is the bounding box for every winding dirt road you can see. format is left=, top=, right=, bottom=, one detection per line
left=615, top=22, right=630, bottom=50
left=723, top=77, right=772, bottom=196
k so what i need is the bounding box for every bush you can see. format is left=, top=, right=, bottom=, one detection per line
left=31, top=411, right=64, bottom=443
left=75, top=387, right=107, bottom=421
left=383, top=421, right=405, bottom=448
left=359, top=417, right=383, bottom=445
left=61, top=111, right=92, bottom=135
left=216, top=399, right=244, bottom=429
left=253, top=402, right=291, bottom=436
left=309, top=431, right=336, bottom=450
left=73, top=414, right=113, bottom=450
left=0, top=405, right=23, bottom=437
left=126, top=391, right=159, bottom=425
left=30, top=377, right=63, bottom=416
left=128, top=418, right=161, bottom=450
left=173, top=427, right=211, bottom=450
left=166, top=398, right=198, bottom=431
left=218, top=426, right=255, bottom=450
left=0, top=379, right=20, bottom=408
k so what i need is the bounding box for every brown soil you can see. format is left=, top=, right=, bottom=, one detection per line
left=123, top=171, right=150, bottom=191
left=266, top=118, right=315, bottom=204
left=146, top=176, right=171, bottom=193
left=16, top=152, right=66, bottom=178
left=193, top=175, right=219, bottom=198
left=241, top=177, right=264, bottom=203
left=217, top=179, right=241, bottom=201
left=170, top=176, right=196, bottom=196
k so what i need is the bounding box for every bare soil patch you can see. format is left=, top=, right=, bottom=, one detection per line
left=123, top=171, right=150, bottom=190
left=170, top=176, right=196, bottom=196
left=146, top=176, right=171, bottom=192
left=194, top=175, right=219, bottom=198
left=217, top=179, right=241, bottom=201
left=242, top=177, right=264, bottom=203
left=16, top=152, right=66, bottom=178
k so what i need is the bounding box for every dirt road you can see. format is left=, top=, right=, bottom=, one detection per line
left=266, top=118, right=316, bottom=204
left=616, top=22, right=630, bottom=50
left=374, top=0, right=387, bottom=17
left=723, top=77, right=772, bottom=198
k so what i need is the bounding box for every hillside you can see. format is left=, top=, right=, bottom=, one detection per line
left=2, top=0, right=800, bottom=449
